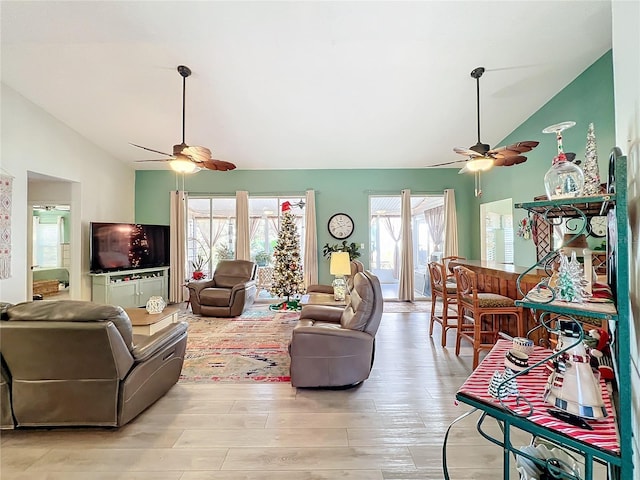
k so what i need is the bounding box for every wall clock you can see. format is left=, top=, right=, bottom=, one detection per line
left=588, top=216, right=607, bottom=238
left=328, top=213, right=354, bottom=239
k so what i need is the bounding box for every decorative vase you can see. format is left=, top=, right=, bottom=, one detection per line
left=542, top=121, right=585, bottom=199
left=145, top=296, right=166, bottom=314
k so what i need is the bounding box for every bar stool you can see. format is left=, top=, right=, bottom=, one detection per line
left=428, top=261, right=458, bottom=347
left=442, top=256, right=466, bottom=280
left=453, top=265, right=524, bottom=369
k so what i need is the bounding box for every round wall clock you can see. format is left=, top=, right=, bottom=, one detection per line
left=588, top=216, right=607, bottom=238
left=328, top=213, right=354, bottom=239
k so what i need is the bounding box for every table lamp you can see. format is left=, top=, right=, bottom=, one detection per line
left=330, top=252, right=351, bottom=301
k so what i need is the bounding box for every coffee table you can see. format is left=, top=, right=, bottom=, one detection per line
left=125, top=304, right=181, bottom=335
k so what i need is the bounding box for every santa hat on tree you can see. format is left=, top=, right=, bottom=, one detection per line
left=281, top=201, right=292, bottom=212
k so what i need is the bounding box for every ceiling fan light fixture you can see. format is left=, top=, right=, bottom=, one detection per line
left=464, top=157, right=494, bottom=172
left=170, top=158, right=200, bottom=174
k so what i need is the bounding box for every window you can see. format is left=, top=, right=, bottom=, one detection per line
left=186, top=197, right=236, bottom=278
left=480, top=198, right=514, bottom=264
left=369, top=195, right=444, bottom=299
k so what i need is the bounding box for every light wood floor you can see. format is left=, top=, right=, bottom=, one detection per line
left=0, top=309, right=593, bottom=479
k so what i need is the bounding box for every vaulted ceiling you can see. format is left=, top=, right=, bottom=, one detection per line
left=1, top=1, right=612, bottom=171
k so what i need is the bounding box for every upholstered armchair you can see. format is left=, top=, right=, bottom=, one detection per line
left=306, top=260, right=365, bottom=295
left=187, top=260, right=257, bottom=317
left=289, top=270, right=383, bottom=388
left=0, top=300, right=188, bottom=429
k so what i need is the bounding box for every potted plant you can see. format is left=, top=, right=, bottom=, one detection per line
left=322, top=241, right=361, bottom=260
left=254, top=250, right=271, bottom=267
left=191, top=255, right=206, bottom=280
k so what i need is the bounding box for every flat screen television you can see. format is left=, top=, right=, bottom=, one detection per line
left=90, top=222, right=170, bottom=273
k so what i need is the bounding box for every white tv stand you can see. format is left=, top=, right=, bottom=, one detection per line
left=90, top=267, right=169, bottom=308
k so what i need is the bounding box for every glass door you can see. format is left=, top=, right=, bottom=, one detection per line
left=369, top=195, right=444, bottom=300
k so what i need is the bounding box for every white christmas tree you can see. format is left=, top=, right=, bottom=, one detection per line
left=583, top=122, right=601, bottom=195
left=269, top=202, right=305, bottom=310
left=555, top=252, right=589, bottom=303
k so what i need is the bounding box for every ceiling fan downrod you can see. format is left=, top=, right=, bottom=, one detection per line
left=471, top=66, right=485, bottom=147
left=177, top=65, right=192, bottom=145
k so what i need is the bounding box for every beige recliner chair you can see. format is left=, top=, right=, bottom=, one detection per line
left=306, top=260, right=365, bottom=294
left=289, top=270, right=383, bottom=388
left=187, top=260, right=258, bottom=317
left=0, top=300, right=188, bottom=428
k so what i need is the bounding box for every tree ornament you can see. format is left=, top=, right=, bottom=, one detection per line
left=582, top=122, right=601, bottom=195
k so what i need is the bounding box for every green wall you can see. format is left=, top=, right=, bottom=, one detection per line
left=479, top=50, right=615, bottom=266
left=135, top=168, right=475, bottom=284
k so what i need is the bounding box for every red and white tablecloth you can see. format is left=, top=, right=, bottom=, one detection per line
left=457, top=339, right=620, bottom=455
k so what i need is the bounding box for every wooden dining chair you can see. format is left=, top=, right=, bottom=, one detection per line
left=427, top=261, right=458, bottom=347
left=453, top=265, right=524, bottom=369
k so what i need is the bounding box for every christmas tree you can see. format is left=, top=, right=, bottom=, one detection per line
left=555, top=252, right=589, bottom=303
left=582, top=122, right=601, bottom=195
left=269, top=201, right=305, bottom=310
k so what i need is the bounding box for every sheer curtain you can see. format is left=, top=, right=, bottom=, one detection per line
left=398, top=189, right=414, bottom=301
left=424, top=205, right=445, bottom=253
left=169, top=190, right=188, bottom=303
left=303, top=189, right=318, bottom=289
left=235, top=191, right=250, bottom=260
left=382, top=217, right=401, bottom=279
left=444, top=189, right=459, bottom=257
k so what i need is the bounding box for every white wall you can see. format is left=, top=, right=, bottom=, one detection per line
left=0, top=84, right=135, bottom=302
left=612, top=0, right=640, bottom=471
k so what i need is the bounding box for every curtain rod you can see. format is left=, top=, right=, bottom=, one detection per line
left=187, top=191, right=317, bottom=197
left=364, top=190, right=445, bottom=195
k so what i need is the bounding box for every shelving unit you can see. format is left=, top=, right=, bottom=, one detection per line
left=90, top=266, right=169, bottom=308
left=451, top=150, right=632, bottom=480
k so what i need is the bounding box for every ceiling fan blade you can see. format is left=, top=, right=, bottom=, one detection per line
left=130, top=143, right=173, bottom=157
left=493, top=155, right=527, bottom=167
left=134, top=158, right=172, bottom=163
left=182, top=145, right=213, bottom=163
left=489, top=141, right=539, bottom=157
left=429, top=159, right=467, bottom=167
left=454, top=147, right=483, bottom=158
left=202, top=159, right=237, bottom=171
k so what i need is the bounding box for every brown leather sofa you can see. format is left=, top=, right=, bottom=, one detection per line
left=289, top=270, right=383, bottom=387
left=307, top=260, right=365, bottom=295
left=187, top=260, right=258, bottom=317
left=0, top=300, right=188, bottom=429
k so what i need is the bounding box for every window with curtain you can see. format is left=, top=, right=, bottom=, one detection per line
left=247, top=196, right=306, bottom=266
left=33, top=218, right=61, bottom=268
left=186, top=195, right=306, bottom=281
left=186, top=197, right=236, bottom=278
left=369, top=195, right=443, bottom=299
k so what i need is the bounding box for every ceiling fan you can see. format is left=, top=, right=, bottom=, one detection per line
left=431, top=67, right=539, bottom=174
left=132, top=65, right=236, bottom=174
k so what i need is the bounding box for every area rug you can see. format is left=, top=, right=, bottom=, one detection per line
left=383, top=301, right=431, bottom=313
left=178, top=307, right=299, bottom=383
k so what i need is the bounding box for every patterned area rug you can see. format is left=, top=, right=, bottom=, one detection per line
left=178, top=307, right=299, bottom=383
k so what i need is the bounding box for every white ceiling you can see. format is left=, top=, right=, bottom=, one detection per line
left=1, top=1, right=612, bottom=171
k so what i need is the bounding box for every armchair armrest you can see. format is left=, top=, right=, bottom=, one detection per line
left=187, top=279, right=217, bottom=298
left=131, top=321, right=188, bottom=362
left=306, top=284, right=334, bottom=294
left=228, top=279, right=256, bottom=301
left=299, top=305, right=343, bottom=324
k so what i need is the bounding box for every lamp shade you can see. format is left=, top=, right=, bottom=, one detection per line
left=330, top=252, right=351, bottom=276
left=459, top=157, right=494, bottom=173
left=169, top=158, right=200, bottom=173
